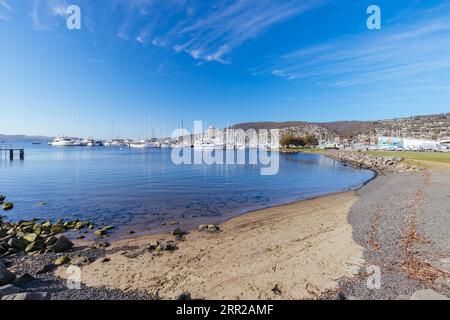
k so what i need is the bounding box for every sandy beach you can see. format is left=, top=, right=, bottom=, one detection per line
left=56, top=192, right=364, bottom=299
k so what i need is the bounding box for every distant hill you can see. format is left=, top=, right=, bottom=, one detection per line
left=230, top=121, right=311, bottom=131
left=0, top=134, right=52, bottom=142
left=233, top=113, right=450, bottom=140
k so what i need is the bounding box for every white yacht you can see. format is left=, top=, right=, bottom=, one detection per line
left=130, top=140, right=153, bottom=148
left=214, top=141, right=226, bottom=150
left=105, top=139, right=128, bottom=147
left=49, top=136, right=81, bottom=147
left=152, top=141, right=161, bottom=148
left=81, top=138, right=103, bottom=147
left=193, top=140, right=215, bottom=149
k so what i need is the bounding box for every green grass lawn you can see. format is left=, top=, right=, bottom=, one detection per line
left=364, top=150, right=450, bottom=164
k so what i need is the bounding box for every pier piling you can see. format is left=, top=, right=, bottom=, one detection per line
left=1, top=147, right=25, bottom=161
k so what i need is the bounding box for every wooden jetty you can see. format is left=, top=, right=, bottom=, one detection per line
left=0, top=147, right=25, bottom=160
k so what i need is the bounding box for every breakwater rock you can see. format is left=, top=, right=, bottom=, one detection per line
left=326, top=151, right=422, bottom=172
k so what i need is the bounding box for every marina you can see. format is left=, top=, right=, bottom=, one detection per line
left=0, top=143, right=374, bottom=237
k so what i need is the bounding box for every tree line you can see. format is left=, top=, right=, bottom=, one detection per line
left=279, top=134, right=319, bottom=148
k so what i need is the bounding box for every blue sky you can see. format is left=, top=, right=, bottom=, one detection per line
left=1, top=0, right=450, bottom=138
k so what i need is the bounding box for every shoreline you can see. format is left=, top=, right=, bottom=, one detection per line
left=2, top=152, right=449, bottom=300
left=60, top=190, right=365, bottom=299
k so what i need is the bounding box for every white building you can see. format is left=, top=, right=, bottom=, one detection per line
left=402, top=138, right=440, bottom=151
left=377, top=136, right=440, bottom=151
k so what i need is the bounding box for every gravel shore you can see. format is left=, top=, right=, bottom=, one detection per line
left=336, top=169, right=450, bottom=299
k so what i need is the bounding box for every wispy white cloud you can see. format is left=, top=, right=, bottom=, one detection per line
left=169, top=0, right=326, bottom=63
left=0, top=0, right=13, bottom=21
left=114, top=0, right=326, bottom=63
left=254, top=8, right=450, bottom=89
left=0, top=0, right=13, bottom=12
left=52, top=2, right=68, bottom=17
left=30, top=0, right=49, bottom=30
left=30, top=0, right=70, bottom=30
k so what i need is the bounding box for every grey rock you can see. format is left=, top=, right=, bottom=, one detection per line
left=36, top=263, right=57, bottom=275
left=70, top=255, right=90, bottom=266
left=47, top=235, right=73, bottom=253
left=97, top=241, right=111, bottom=248
left=7, top=237, right=28, bottom=251
left=1, top=292, right=51, bottom=300
left=176, top=292, right=192, bottom=300
left=44, top=235, right=58, bottom=247
left=171, top=228, right=185, bottom=236
left=158, top=241, right=177, bottom=251
left=25, top=240, right=45, bottom=253
left=147, top=240, right=160, bottom=251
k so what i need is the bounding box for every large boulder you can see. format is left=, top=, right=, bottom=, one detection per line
left=44, top=236, right=58, bottom=247
left=50, top=223, right=64, bottom=234
left=0, top=268, right=16, bottom=286
left=47, top=236, right=73, bottom=253
left=23, top=233, right=41, bottom=243
left=1, top=292, right=51, bottom=300
left=7, top=237, right=28, bottom=251
left=2, top=202, right=13, bottom=211
left=25, top=240, right=45, bottom=253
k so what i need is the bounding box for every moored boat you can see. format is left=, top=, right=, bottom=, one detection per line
left=49, top=136, right=82, bottom=147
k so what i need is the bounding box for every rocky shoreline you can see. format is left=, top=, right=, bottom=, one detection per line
left=0, top=213, right=220, bottom=300
left=323, top=150, right=423, bottom=172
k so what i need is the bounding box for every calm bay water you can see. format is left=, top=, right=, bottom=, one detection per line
left=1, top=142, right=375, bottom=238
